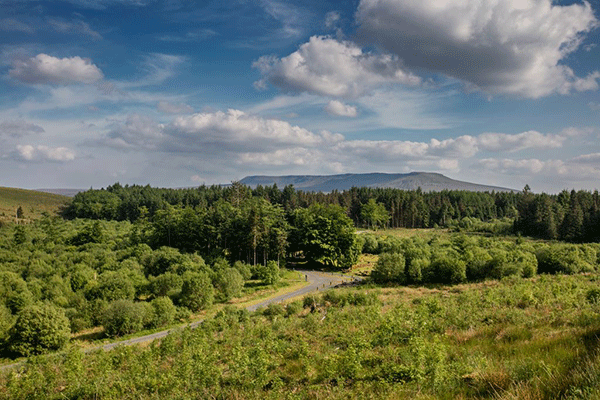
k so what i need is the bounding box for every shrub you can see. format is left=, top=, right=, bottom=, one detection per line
left=427, top=253, right=466, bottom=284
left=215, top=268, right=244, bottom=301
left=285, top=301, right=302, bottom=317
left=233, top=260, right=252, bottom=280
left=9, top=303, right=71, bottom=356
left=362, top=235, right=380, bottom=254
left=256, top=261, right=280, bottom=285
left=101, top=299, right=149, bottom=337
left=372, top=252, right=406, bottom=284
left=149, top=272, right=183, bottom=297
left=178, top=271, right=214, bottom=312
left=408, top=257, right=429, bottom=284
left=149, top=296, right=177, bottom=328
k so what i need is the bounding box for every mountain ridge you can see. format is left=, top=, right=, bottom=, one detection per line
left=240, top=172, right=517, bottom=193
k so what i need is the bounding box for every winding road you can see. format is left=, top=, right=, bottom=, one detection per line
left=1, top=269, right=360, bottom=371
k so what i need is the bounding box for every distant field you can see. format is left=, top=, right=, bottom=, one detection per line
left=0, top=187, right=70, bottom=223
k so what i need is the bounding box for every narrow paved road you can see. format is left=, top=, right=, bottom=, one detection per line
left=1, top=269, right=361, bottom=371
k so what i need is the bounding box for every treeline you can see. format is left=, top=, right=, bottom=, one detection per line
left=66, top=183, right=600, bottom=243
left=515, top=188, right=600, bottom=242
left=65, top=182, right=521, bottom=228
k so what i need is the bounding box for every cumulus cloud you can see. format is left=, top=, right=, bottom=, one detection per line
left=9, top=54, right=104, bottom=85
left=0, top=120, right=44, bottom=137
left=157, top=101, right=194, bottom=114
left=103, top=114, right=165, bottom=150
left=324, top=100, right=358, bottom=117
left=98, top=110, right=580, bottom=176
left=15, top=145, right=75, bottom=162
left=168, top=109, right=344, bottom=152
left=253, top=36, right=421, bottom=97
left=356, top=0, right=599, bottom=98
left=477, top=131, right=564, bottom=152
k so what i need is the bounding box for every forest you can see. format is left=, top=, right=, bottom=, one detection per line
left=66, top=182, right=600, bottom=242
left=1, top=182, right=600, bottom=399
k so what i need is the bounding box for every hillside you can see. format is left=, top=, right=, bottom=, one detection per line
left=241, top=172, right=516, bottom=192
left=0, top=187, right=70, bottom=223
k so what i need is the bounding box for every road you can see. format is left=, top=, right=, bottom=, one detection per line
left=1, top=269, right=360, bottom=371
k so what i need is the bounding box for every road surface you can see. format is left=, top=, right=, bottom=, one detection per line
left=1, top=269, right=360, bottom=371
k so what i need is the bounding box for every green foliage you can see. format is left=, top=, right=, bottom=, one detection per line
left=13, top=225, right=27, bottom=245
left=88, top=270, right=136, bottom=301
left=428, top=253, right=466, bottom=284
left=232, top=260, right=252, bottom=280
left=360, top=199, right=389, bottom=230
left=149, top=296, right=177, bottom=328
left=179, top=271, right=214, bottom=312
left=149, top=272, right=183, bottom=297
left=255, top=261, right=280, bottom=285
left=0, top=304, right=15, bottom=347
left=9, top=303, right=70, bottom=356
left=372, top=252, right=406, bottom=284
left=215, top=268, right=244, bottom=301
left=69, top=220, right=105, bottom=246
left=101, top=299, right=149, bottom=337
left=291, top=204, right=359, bottom=269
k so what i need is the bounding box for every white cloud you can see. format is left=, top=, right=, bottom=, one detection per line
left=157, top=29, right=218, bottom=42
left=254, top=36, right=421, bottom=98
left=121, top=53, right=186, bottom=88
left=157, top=101, right=194, bottom=114
left=589, top=102, right=600, bottom=111
left=0, top=19, right=35, bottom=33
left=571, top=153, right=600, bottom=165
left=103, top=114, right=165, bottom=150
left=324, top=11, right=340, bottom=29
left=9, top=54, right=104, bottom=85
left=356, top=0, right=599, bottom=98
left=0, top=120, right=44, bottom=137
left=475, top=157, right=600, bottom=181
left=168, top=109, right=344, bottom=152
left=477, top=131, right=564, bottom=152
left=15, top=145, right=75, bottom=162
left=48, top=19, right=102, bottom=40
left=324, top=100, right=358, bottom=117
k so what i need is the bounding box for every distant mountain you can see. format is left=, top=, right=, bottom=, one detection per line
left=240, top=172, right=517, bottom=193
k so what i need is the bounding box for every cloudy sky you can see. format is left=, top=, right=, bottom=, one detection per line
left=1, top=0, right=599, bottom=192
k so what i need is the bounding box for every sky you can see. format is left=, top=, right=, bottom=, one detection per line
left=0, top=0, right=599, bottom=193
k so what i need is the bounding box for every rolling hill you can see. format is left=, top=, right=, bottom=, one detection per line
left=240, top=172, right=516, bottom=193
left=0, top=187, right=70, bottom=223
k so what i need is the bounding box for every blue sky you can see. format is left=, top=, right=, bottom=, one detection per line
left=0, top=0, right=599, bottom=192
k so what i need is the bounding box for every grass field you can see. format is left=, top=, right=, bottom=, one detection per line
left=0, top=187, right=69, bottom=224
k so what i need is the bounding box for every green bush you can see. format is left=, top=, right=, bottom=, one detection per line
left=101, top=299, right=149, bottom=337
left=372, top=252, right=406, bottom=284
left=9, top=303, right=71, bottom=356
left=215, top=268, right=244, bottom=301
left=362, top=235, right=380, bottom=254
left=149, top=296, right=177, bottom=328
left=427, top=253, right=466, bottom=284
left=233, top=260, right=252, bottom=280
left=255, top=261, right=280, bottom=285
left=178, top=271, right=214, bottom=312
left=149, top=272, right=183, bottom=297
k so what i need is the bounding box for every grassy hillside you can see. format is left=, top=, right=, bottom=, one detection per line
left=0, top=187, right=69, bottom=223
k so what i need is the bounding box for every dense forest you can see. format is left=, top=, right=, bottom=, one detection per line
left=66, top=182, right=600, bottom=242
